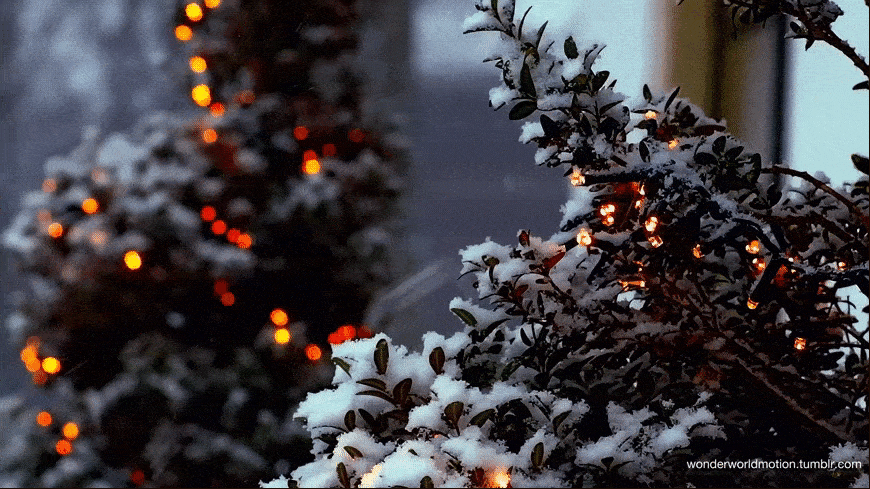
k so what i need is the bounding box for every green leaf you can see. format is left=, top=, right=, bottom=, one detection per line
left=590, top=70, right=609, bottom=93
left=725, top=145, right=744, bottom=160
left=854, top=80, right=869, bottom=91
left=852, top=154, right=869, bottom=175
left=540, top=114, right=560, bottom=138
left=535, top=20, right=549, bottom=48
left=344, top=446, right=364, bottom=460
left=564, top=36, right=579, bottom=59
left=358, top=408, right=377, bottom=429
left=520, top=327, right=532, bottom=346
left=332, top=357, right=352, bottom=377
left=344, top=410, right=356, bottom=431
left=531, top=442, right=544, bottom=468
left=429, top=347, right=445, bottom=374
left=639, top=141, right=650, bottom=162
left=337, top=462, right=350, bottom=488
left=469, top=409, right=495, bottom=427
left=664, top=86, right=680, bottom=111
left=444, top=401, right=464, bottom=428
left=517, top=6, right=532, bottom=40
left=642, top=84, right=652, bottom=102
left=509, top=100, right=537, bottom=120
left=393, top=378, right=413, bottom=405
left=357, top=378, right=387, bottom=391
left=552, top=411, right=570, bottom=432
left=520, top=61, right=536, bottom=98
left=357, top=389, right=396, bottom=404
left=420, top=476, right=435, bottom=489
left=450, top=308, right=478, bottom=326
left=374, top=338, right=389, bottom=375
left=712, top=136, right=727, bottom=155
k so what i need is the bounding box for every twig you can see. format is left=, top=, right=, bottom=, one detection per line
left=781, top=2, right=870, bottom=80
left=760, top=166, right=870, bottom=229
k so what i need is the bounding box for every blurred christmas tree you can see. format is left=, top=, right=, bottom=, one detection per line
left=286, top=0, right=867, bottom=487
left=1, top=0, right=407, bottom=486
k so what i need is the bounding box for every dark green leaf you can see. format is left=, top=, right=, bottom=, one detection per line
left=712, top=136, right=727, bottom=155
left=535, top=20, right=549, bottom=47
left=725, top=145, right=744, bottom=160
left=853, top=80, right=869, bottom=91
left=642, top=84, right=652, bottom=102
left=450, top=308, right=478, bottom=326
left=358, top=408, right=377, bottom=428
left=484, top=255, right=500, bottom=267
left=337, top=462, right=350, bottom=488
left=344, top=446, right=364, bottom=460
left=444, top=401, right=464, bottom=428
left=517, top=6, right=532, bottom=40
left=540, top=114, right=560, bottom=138
left=599, top=100, right=621, bottom=115
left=501, top=359, right=522, bottom=380
left=469, top=409, right=495, bottom=427
left=852, top=154, right=869, bottom=175
left=357, top=389, right=396, bottom=404
left=531, top=442, right=544, bottom=468
left=333, top=357, right=352, bottom=377
left=639, top=141, right=650, bottom=162
left=664, top=86, right=680, bottom=111
left=695, top=152, right=717, bottom=168
left=393, top=378, right=413, bottom=405
left=344, top=410, right=356, bottom=431
left=520, top=327, right=532, bottom=346
left=520, top=62, right=536, bottom=97
left=509, top=100, right=537, bottom=120
left=429, top=347, right=446, bottom=374
left=564, top=36, right=579, bottom=59
left=357, top=378, right=387, bottom=391
left=375, top=338, right=389, bottom=375
left=552, top=411, right=570, bottom=432
left=420, top=476, right=435, bottom=488
left=591, top=71, right=609, bottom=93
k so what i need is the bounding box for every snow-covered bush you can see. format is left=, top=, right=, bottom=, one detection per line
left=283, top=0, right=867, bottom=486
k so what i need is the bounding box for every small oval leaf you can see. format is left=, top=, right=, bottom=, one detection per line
left=469, top=409, right=495, bottom=427
left=509, top=100, right=537, bottom=120
left=444, top=401, right=464, bottom=427
left=429, top=347, right=445, bottom=374
left=344, top=410, right=356, bottom=431
left=553, top=411, right=570, bottom=432
left=564, top=36, right=579, bottom=59
left=374, top=338, right=389, bottom=375
left=393, top=378, right=413, bottom=405
left=531, top=442, right=544, bottom=468
left=344, top=445, right=364, bottom=460
left=420, top=475, right=435, bottom=489
left=333, top=357, right=351, bottom=377
left=357, top=378, right=388, bottom=391
left=450, top=308, right=478, bottom=326
left=520, top=62, right=536, bottom=98
left=337, top=462, right=350, bottom=488
left=357, top=389, right=396, bottom=405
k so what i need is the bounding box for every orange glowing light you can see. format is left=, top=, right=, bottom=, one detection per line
left=644, top=110, right=657, bottom=120
left=488, top=468, right=511, bottom=488
left=634, top=199, right=643, bottom=209
left=599, top=204, right=615, bottom=216
left=753, top=257, right=766, bottom=272
left=204, top=0, right=220, bottom=7
left=175, top=25, right=193, bottom=41
left=62, top=422, right=79, bottom=440
left=648, top=235, right=663, bottom=248
left=357, top=324, right=374, bottom=338
left=37, top=210, right=52, bottom=224
left=82, top=198, right=99, bottom=214
left=220, top=292, right=235, bottom=306
left=27, top=336, right=40, bottom=347
left=348, top=128, right=365, bottom=143
left=25, top=357, right=41, bottom=373
left=189, top=56, right=207, bottom=73
left=745, top=239, right=761, bottom=254
left=21, top=345, right=37, bottom=363
left=303, top=149, right=317, bottom=161
left=33, top=370, right=48, bottom=385
left=236, top=233, right=252, bottom=249
left=645, top=216, right=658, bottom=232
left=570, top=169, right=585, bottom=186
left=42, top=357, right=61, bottom=374
left=339, top=325, right=356, bottom=341
left=837, top=261, right=847, bottom=271
left=794, top=337, right=806, bottom=351
left=305, top=344, right=322, bottom=361
left=124, top=250, right=143, bottom=270
left=37, top=411, right=52, bottom=427
left=202, top=128, right=218, bottom=143
left=322, top=143, right=337, bottom=157
left=270, top=308, right=289, bottom=327
left=693, top=244, right=703, bottom=259
left=237, top=90, right=255, bottom=105
left=226, top=228, right=240, bottom=243
left=185, top=3, right=203, bottom=21
left=328, top=332, right=341, bottom=345
left=191, top=84, right=211, bottom=107
left=209, top=102, right=225, bottom=117
left=293, top=126, right=309, bottom=140
left=56, top=439, right=72, bottom=456
left=213, top=279, right=228, bottom=296
left=604, top=215, right=615, bottom=226
left=211, top=220, right=227, bottom=235
left=131, top=469, right=146, bottom=486
left=200, top=206, right=217, bottom=222
left=48, top=222, right=63, bottom=238
left=43, top=178, right=57, bottom=193
left=576, top=228, right=592, bottom=247
left=274, top=328, right=291, bottom=345
left=303, top=159, right=321, bottom=175
left=747, top=298, right=758, bottom=310
left=667, top=139, right=679, bottom=150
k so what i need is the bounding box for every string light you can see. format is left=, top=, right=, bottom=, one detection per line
left=747, top=299, right=758, bottom=310
left=220, top=292, right=235, bottom=306
left=634, top=199, right=643, bottom=209
left=599, top=204, right=616, bottom=216
left=204, top=0, right=220, bottom=7
left=36, top=411, right=52, bottom=427
left=837, top=261, right=847, bottom=271
left=202, top=128, right=218, bottom=143
left=185, top=3, right=203, bottom=21
left=42, top=357, right=61, bottom=374
left=745, top=239, right=761, bottom=254
left=270, top=308, right=289, bottom=326
left=305, top=344, right=322, bottom=361
left=303, top=158, right=321, bottom=175
left=124, top=251, right=143, bottom=270
left=33, top=371, right=48, bottom=385
left=62, top=422, right=79, bottom=440
left=189, top=56, right=207, bottom=73
left=25, top=356, right=41, bottom=373
left=360, top=464, right=383, bottom=488
left=604, top=215, right=615, bottom=225
left=211, top=220, right=227, bottom=235
left=131, top=469, right=146, bottom=487
left=200, top=206, right=217, bottom=222
left=236, top=233, right=252, bottom=249
left=692, top=244, right=703, bottom=259
left=191, top=84, right=211, bottom=106
left=226, top=228, right=240, bottom=243
left=644, top=216, right=658, bottom=232
left=213, top=279, right=228, bottom=296
left=644, top=110, right=657, bottom=120
left=42, top=178, right=57, bottom=193
left=55, top=439, right=72, bottom=456
left=487, top=468, right=511, bottom=488
left=293, top=126, right=309, bottom=140
left=576, top=228, right=592, bottom=247
left=174, top=25, right=193, bottom=42
left=794, top=337, right=806, bottom=351
left=237, top=90, right=255, bottom=105
left=48, top=222, right=63, bottom=238
left=82, top=198, right=99, bottom=214
left=570, top=169, right=585, bottom=186
left=322, top=143, right=337, bottom=157
left=648, top=235, right=663, bottom=248
left=667, top=139, right=679, bottom=150
left=274, top=328, right=291, bottom=345
left=752, top=257, right=766, bottom=272
left=209, top=103, right=225, bottom=117
left=348, top=128, right=365, bottom=143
